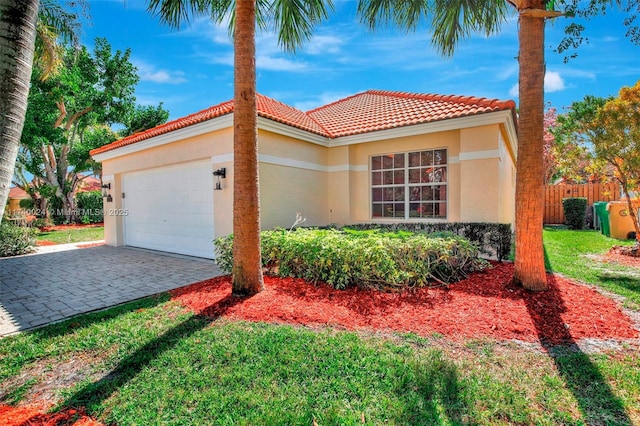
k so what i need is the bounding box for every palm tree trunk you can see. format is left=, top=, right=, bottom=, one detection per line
left=513, top=2, right=548, bottom=291
left=0, top=0, right=39, bottom=225
left=232, top=0, right=264, bottom=295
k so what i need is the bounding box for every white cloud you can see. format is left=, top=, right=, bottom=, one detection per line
left=508, top=71, right=566, bottom=97
left=306, top=34, right=344, bottom=55
left=544, top=71, right=565, bottom=92
left=509, top=83, right=519, bottom=98
left=134, top=59, right=188, bottom=84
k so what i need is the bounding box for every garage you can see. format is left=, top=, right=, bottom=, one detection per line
left=122, top=161, right=215, bottom=259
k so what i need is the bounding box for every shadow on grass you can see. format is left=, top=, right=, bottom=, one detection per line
left=18, top=293, right=250, bottom=425
left=527, top=249, right=632, bottom=424
left=598, top=273, right=640, bottom=296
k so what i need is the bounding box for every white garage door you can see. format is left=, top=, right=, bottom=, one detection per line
left=123, top=161, right=215, bottom=259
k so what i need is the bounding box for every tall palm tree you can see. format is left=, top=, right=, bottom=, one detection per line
left=147, top=0, right=333, bottom=296
left=0, top=0, right=82, bottom=224
left=0, top=0, right=39, bottom=225
left=358, top=0, right=560, bottom=291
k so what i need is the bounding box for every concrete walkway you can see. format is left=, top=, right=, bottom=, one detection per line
left=0, top=244, right=223, bottom=337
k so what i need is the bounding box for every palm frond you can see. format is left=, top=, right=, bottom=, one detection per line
left=357, top=0, right=429, bottom=31
left=267, top=0, right=334, bottom=53
left=430, top=0, right=509, bottom=57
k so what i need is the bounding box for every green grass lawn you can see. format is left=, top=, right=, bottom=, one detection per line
left=36, top=226, right=104, bottom=244
left=1, top=228, right=638, bottom=425
left=543, top=227, right=639, bottom=308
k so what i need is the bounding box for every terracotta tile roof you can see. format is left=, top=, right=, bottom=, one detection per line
left=77, top=175, right=102, bottom=193
left=91, top=90, right=516, bottom=155
left=307, top=90, right=517, bottom=137
left=8, top=187, right=29, bottom=199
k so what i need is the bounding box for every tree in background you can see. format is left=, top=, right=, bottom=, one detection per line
left=543, top=107, right=558, bottom=185
left=14, top=38, right=167, bottom=223
left=148, top=0, right=334, bottom=296
left=0, top=0, right=84, bottom=225
left=587, top=80, right=640, bottom=245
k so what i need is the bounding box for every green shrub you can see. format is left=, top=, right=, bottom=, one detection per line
left=76, top=190, right=103, bottom=224
left=562, top=197, right=587, bottom=230
left=343, top=222, right=512, bottom=261
left=214, top=228, right=488, bottom=290
left=0, top=223, right=37, bottom=257
left=18, top=198, right=34, bottom=209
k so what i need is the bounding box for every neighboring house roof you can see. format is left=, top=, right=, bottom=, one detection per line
left=91, top=90, right=517, bottom=156
left=77, top=175, right=101, bottom=193
left=8, top=187, right=29, bottom=199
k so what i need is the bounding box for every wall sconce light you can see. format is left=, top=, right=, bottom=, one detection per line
left=213, top=167, right=226, bottom=190
left=101, top=182, right=111, bottom=198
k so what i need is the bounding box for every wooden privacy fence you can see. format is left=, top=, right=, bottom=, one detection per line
left=544, top=182, right=620, bottom=225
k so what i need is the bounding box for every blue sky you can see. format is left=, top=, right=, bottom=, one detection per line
left=80, top=0, right=640, bottom=121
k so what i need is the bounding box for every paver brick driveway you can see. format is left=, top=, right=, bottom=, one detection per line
left=0, top=245, right=223, bottom=337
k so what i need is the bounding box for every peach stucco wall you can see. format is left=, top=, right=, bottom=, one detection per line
left=99, top=119, right=516, bottom=248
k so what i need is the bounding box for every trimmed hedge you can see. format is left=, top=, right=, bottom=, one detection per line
left=341, top=222, right=512, bottom=261
left=214, top=228, right=489, bottom=290
left=76, top=190, right=103, bottom=224
left=0, top=223, right=37, bottom=257
left=562, top=197, right=587, bottom=230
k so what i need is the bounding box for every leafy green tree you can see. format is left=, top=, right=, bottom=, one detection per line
left=148, top=0, right=334, bottom=296
left=121, top=104, right=170, bottom=137
left=587, top=80, right=640, bottom=244
left=358, top=0, right=639, bottom=291
left=15, top=38, right=165, bottom=223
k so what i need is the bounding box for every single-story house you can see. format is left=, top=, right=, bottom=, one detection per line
left=6, top=186, right=30, bottom=215
left=91, top=90, right=518, bottom=259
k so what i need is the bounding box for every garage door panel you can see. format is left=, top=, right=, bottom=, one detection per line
left=123, top=161, right=214, bottom=259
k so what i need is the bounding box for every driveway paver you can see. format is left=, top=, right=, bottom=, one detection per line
left=0, top=245, right=223, bottom=337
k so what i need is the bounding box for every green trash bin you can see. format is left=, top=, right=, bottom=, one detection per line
left=594, top=202, right=611, bottom=237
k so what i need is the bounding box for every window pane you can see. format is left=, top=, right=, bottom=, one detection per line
left=421, top=168, right=433, bottom=183
left=384, top=171, right=394, bottom=185
left=421, top=186, right=434, bottom=201
left=423, top=203, right=435, bottom=217
left=409, top=187, right=420, bottom=201
left=383, top=203, right=394, bottom=217
left=393, top=203, right=405, bottom=218
left=394, top=187, right=405, bottom=201
left=394, top=153, right=404, bottom=168
left=372, top=156, right=382, bottom=170
left=383, top=155, right=393, bottom=169
left=372, top=204, right=382, bottom=217
left=372, top=188, right=382, bottom=202
left=394, top=170, right=404, bottom=184
left=409, top=169, right=420, bottom=184
left=433, top=167, right=446, bottom=182
left=409, top=203, right=420, bottom=217
left=409, top=152, right=421, bottom=167
left=434, top=202, right=446, bottom=218
left=383, top=187, right=394, bottom=201
left=421, top=151, right=433, bottom=166
left=438, top=185, right=446, bottom=200
left=372, top=171, right=382, bottom=186
left=434, top=149, right=447, bottom=165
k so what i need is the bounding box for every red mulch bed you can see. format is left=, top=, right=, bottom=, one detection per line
left=171, top=262, right=638, bottom=345
left=0, top=405, right=101, bottom=426
left=38, top=223, right=103, bottom=232
left=35, top=241, right=57, bottom=247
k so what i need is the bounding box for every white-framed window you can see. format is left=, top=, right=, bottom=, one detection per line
left=371, top=149, right=447, bottom=219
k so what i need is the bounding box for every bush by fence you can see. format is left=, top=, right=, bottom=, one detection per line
left=214, top=228, right=489, bottom=291
left=562, top=197, right=587, bottom=230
